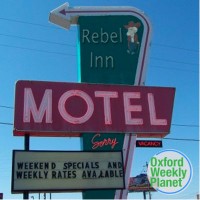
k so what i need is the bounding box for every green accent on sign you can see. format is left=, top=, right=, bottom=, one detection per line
left=78, top=15, right=145, bottom=199
left=82, top=133, right=125, bottom=151
left=78, top=15, right=144, bottom=85
left=82, top=133, right=125, bottom=199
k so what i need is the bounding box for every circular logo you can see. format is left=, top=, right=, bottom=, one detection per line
left=147, top=149, right=193, bottom=194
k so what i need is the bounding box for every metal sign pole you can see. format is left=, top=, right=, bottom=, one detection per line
left=23, top=134, right=30, bottom=200
left=143, top=191, right=146, bottom=199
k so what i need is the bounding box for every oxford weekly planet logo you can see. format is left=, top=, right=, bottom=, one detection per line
left=147, top=149, right=193, bottom=195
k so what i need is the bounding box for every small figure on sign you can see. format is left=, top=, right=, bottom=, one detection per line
left=124, top=21, right=141, bottom=55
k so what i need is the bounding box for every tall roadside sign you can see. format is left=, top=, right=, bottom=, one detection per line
left=50, top=3, right=152, bottom=199
left=11, top=3, right=176, bottom=200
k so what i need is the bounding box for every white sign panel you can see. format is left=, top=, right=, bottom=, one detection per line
left=12, top=150, right=124, bottom=193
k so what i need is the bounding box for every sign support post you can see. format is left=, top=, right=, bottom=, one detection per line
left=23, top=134, right=29, bottom=200
left=143, top=191, right=147, bottom=199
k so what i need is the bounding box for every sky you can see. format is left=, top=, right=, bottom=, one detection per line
left=0, top=0, right=199, bottom=199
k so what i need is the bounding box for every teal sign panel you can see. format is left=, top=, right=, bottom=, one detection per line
left=78, top=15, right=145, bottom=85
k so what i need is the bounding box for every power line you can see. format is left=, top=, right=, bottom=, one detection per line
left=0, top=106, right=199, bottom=128
left=0, top=31, right=197, bottom=54
left=0, top=120, right=198, bottom=128
left=0, top=17, right=57, bottom=29
left=0, top=17, right=198, bottom=66
left=0, top=105, right=13, bottom=109
left=0, top=121, right=199, bottom=142
left=151, top=57, right=198, bottom=66
left=0, top=33, right=76, bottom=47
left=163, top=137, right=199, bottom=142
left=172, top=123, right=199, bottom=128
left=0, top=32, right=197, bottom=54
left=0, top=43, right=76, bottom=57
left=0, top=43, right=197, bottom=68
left=151, top=65, right=198, bottom=73
left=0, top=16, right=76, bottom=32
left=0, top=122, right=13, bottom=126
left=152, top=43, right=198, bottom=53
left=0, top=17, right=198, bottom=53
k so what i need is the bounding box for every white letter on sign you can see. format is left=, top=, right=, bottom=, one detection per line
left=95, top=91, right=118, bottom=125
left=58, top=90, right=94, bottom=124
left=148, top=93, right=167, bottom=125
left=123, top=92, right=143, bottom=125
left=23, top=88, right=52, bottom=123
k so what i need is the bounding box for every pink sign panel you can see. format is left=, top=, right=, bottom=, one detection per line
left=14, top=81, right=175, bottom=137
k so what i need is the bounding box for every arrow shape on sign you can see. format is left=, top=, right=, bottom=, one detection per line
left=59, top=9, right=67, bottom=16
left=49, top=2, right=147, bottom=30
left=49, top=3, right=71, bottom=29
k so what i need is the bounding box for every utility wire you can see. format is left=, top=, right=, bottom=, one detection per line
left=0, top=121, right=198, bottom=128
left=0, top=43, right=76, bottom=57
left=0, top=17, right=57, bottom=29
left=0, top=105, right=13, bottom=109
left=151, top=65, right=198, bottom=73
left=0, top=121, right=199, bottom=142
left=152, top=43, right=198, bottom=53
left=0, top=107, right=199, bottom=128
left=0, top=17, right=77, bottom=32
left=0, top=31, right=198, bottom=54
left=0, top=122, right=13, bottom=126
left=0, top=33, right=76, bottom=47
left=0, top=43, right=198, bottom=67
left=163, top=137, right=199, bottom=142
left=0, top=16, right=198, bottom=66
left=0, top=31, right=198, bottom=55
left=0, top=106, right=199, bottom=128
left=0, top=16, right=198, bottom=53
left=172, top=123, right=199, bottom=128
left=151, top=57, right=198, bottom=66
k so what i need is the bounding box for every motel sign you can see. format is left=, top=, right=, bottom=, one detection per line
left=14, top=81, right=175, bottom=138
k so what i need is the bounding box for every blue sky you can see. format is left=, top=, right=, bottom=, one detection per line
left=0, top=0, right=199, bottom=199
